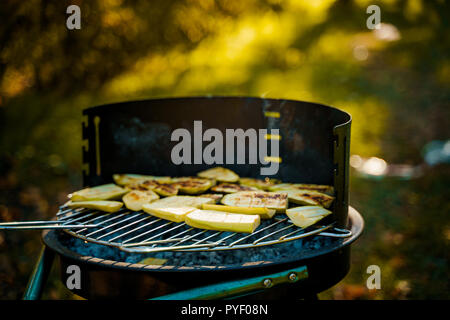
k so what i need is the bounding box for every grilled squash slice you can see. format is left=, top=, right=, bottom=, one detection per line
left=197, top=167, right=239, bottom=183
left=66, top=200, right=123, bottom=213
left=239, top=177, right=280, bottom=190
left=122, top=190, right=159, bottom=211
left=198, top=193, right=224, bottom=203
left=143, top=195, right=215, bottom=209
left=267, top=183, right=292, bottom=191
left=211, top=183, right=258, bottom=194
left=281, top=189, right=334, bottom=208
left=142, top=206, right=197, bottom=223
left=113, top=174, right=171, bottom=186
left=153, top=183, right=179, bottom=196
left=202, top=204, right=276, bottom=219
left=269, top=183, right=334, bottom=195
left=293, top=184, right=334, bottom=195
left=172, top=177, right=214, bottom=194
left=70, top=184, right=128, bottom=202
left=286, top=206, right=332, bottom=228
left=136, top=180, right=179, bottom=196
left=221, top=191, right=288, bottom=213
left=185, top=210, right=260, bottom=233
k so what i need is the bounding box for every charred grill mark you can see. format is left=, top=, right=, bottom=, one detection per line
left=141, top=180, right=158, bottom=189
left=254, top=192, right=287, bottom=200
left=291, top=191, right=334, bottom=207
left=304, top=186, right=328, bottom=191
left=172, top=177, right=212, bottom=188
left=126, top=184, right=147, bottom=191
left=157, top=183, right=178, bottom=193
left=212, top=184, right=256, bottom=192
left=307, top=195, right=326, bottom=202
left=296, top=193, right=333, bottom=201
left=176, top=181, right=206, bottom=187
left=200, top=194, right=223, bottom=201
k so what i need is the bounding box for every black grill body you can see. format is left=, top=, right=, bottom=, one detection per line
left=25, top=97, right=359, bottom=300
left=81, top=97, right=351, bottom=228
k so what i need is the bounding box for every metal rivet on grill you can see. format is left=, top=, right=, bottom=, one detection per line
left=288, top=273, right=297, bottom=281
left=263, top=279, right=272, bottom=288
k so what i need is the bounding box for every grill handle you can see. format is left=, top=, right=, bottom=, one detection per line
left=152, top=265, right=308, bottom=300
left=0, top=220, right=98, bottom=230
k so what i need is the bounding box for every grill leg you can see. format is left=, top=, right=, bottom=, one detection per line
left=152, top=266, right=308, bottom=300
left=23, top=246, right=55, bottom=300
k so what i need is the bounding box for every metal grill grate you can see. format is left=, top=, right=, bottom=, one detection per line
left=57, top=206, right=352, bottom=253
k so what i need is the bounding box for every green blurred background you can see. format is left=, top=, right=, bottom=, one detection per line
left=0, top=0, right=448, bottom=299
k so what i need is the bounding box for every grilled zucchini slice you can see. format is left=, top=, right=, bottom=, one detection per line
left=239, top=177, right=280, bottom=190
left=124, top=184, right=147, bottom=191
left=221, top=191, right=288, bottom=213
left=153, top=183, right=179, bottom=196
left=286, top=206, right=332, bottom=228
left=185, top=210, right=260, bottom=233
left=211, top=183, right=258, bottom=194
left=293, top=184, right=334, bottom=195
left=281, top=189, right=334, bottom=208
left=122, top=190, right=159, bottom=211
left=70, top=184, right=128, bottom=202
left=66, top=200, right=123, bottom=213
left=136, top=180, right=179, bottom=196
left=197, top=167, right=239, bottom=183
left=269, top=183, right=334, bottom=195
left=202, top=204, right=276, bottom=219
left=172, top=177, right=214, bottom=194
left=142, top=206, right=197, bottom=223
left=113, top=174, right=171, bottom=186
left=267, top=183, right=292, bottom=191
left=143, top=196, right=215, bottom=209
left=198, top=193, right=224, bottom=203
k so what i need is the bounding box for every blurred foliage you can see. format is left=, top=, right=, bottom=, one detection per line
left=0, top=0, right=449, bottom=299
left=321, top=165, right=450, bottom=299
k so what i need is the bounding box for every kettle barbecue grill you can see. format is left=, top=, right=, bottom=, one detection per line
left=11, top=97, right=363, bottom=299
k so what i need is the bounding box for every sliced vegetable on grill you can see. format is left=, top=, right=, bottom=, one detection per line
left=136, top=180, right=179, bottom=197
left=143, top=195, right=215, bottom=209
left=113, top=174, right=171, bottom=186
left=269, top=183, right=334, bottom=195
left=293, top=184, right=334, bottom=195
left=70, top=184, right=128, bottom=202
left=198, top=193, right=224, bottom=203
left=221, top=191, right=288, bottom=213
left=202, top=204, right=276, bottom=219
left=122, top=190, right=159, bottom=211
left=286, top=206, right=332, bottom=229
left=267, top=183, right=293, bottom=191
left=142, top=206, right=197, bottom=223
left=281, top=189, right=334, bottom=208
left=153, top=183, right=179, bottom=197
left=172, top=177, right=214, bottom=194
left=197, top=167, right=239, bottom=183
left=66, top=200, right=123, bottom=213
left=185, top=210, right=260, bottom=233
left=211, top=183, right=258, bottom=194
left=238, top=177, right=280, bottom=190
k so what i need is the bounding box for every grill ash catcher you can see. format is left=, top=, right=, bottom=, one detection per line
left=21, top=97, right=363, bottom=300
